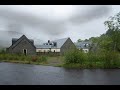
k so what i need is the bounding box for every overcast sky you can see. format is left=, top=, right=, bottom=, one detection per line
left=0, top=5, right=120, bottom=47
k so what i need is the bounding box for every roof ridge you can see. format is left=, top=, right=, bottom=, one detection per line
left=9, top=35, right=36, bottom=49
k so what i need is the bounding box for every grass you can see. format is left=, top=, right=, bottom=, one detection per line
left=0, top=56, right=64, bottom=67
left=1, top=49, right=120, bottom=69
left=0, top=53, right=48, bottom=65
left=0, top=53, right=64, bottom=66
left=46, top=56, right=64, bottom=66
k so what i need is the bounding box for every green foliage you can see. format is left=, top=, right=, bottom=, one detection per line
left=77, top=39, right=83, bottom=42
left=38, top=56, right=47, bottom=62
left=89, top=37, right=100, bottom=43
left=64, top=49, right=87, bottom=64
left=64, top=49, right=120, bottom=68
left=98, top=35, right=113, bottom=51
left=104, top=12, right=120, bottom=52
left=0, top=48, right=6, bottom=54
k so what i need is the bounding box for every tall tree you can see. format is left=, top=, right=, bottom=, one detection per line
left=104, top=12, right=120, bottom=52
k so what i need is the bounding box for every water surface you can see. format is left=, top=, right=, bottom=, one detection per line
left=0, top=62, right=120, bottom=85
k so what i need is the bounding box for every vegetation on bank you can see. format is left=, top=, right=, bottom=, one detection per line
left=1, top=50, right=120, bottom=69
left=63, top=49, right=120, bottom=68
left=0, top=53, right=48, bottom=65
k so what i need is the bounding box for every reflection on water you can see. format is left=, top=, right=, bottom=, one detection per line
left=0, top=62, right=120, bottom=85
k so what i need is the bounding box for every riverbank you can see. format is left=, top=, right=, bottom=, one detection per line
left=1, top=52, right=120, bottom=69
left=0, top=56, right=64, bottom=67
left=1, top=58, right=120, bottom=69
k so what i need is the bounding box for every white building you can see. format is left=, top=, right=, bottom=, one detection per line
left=35, top=37, right=76, bottom=55
left=75, top=41, right=92, bottom=53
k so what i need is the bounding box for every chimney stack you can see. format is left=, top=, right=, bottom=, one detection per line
left=48, top=40, right=50, bottom=43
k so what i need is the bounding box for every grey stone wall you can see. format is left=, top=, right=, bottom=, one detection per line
left=60, top=38, right=76, bottom=55
left=8, top=38, right=36, bottom=55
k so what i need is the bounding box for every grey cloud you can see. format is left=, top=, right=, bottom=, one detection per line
left=69, top=5, right=112, bottom=24
left=0, top=7, right=66, bottom=36
left=0, top=5, right=113, bottom=47
left=0, top=5, right=112, bottom=36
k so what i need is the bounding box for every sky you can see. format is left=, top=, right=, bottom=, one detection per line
left=0, top=5, right=120, bottom=47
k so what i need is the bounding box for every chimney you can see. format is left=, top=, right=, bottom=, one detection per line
left=12, top=38, right=18, bottom=45
left=48, top=40, right=50, bottom=43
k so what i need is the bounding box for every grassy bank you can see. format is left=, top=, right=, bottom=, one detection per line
left=1, top=49, right=120, bottom=69
left=0, top=53, right=48, bottom=65
left=0, top=53, right=64, bottom=66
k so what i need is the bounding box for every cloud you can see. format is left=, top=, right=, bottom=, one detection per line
left=0, top=6, right=67, bottom=36
left=0, top=5, right=112, bottom=35
left=68, top=5, right=112, bottom=24
left=0, top=5, right=113, bottom=47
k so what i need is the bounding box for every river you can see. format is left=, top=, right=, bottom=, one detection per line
left=0, top=62, right=120, bottom=85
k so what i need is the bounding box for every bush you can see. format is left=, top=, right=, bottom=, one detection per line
left=64, top=49, right=87, bottom=64
left=63, top=48, right=120, bottom=68
left=102, top=51, right=120, bottom=68
left=0, top=49, right=6, bottom=54
left=31, top=56, right=38, bottom=62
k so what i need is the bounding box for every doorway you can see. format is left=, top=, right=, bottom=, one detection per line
left=23, top=49, right=27, bottom=55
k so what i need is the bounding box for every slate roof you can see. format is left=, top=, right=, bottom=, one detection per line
left=35, top=45, right=51, bottom=49
left=75, top=41, right=92, bottom=49
left=12, top=38, right=34, bottom=44
left=9, top=35, right=36, bottom=49
left=36, top=37, right=69, bottom=49
left=51, top=37, right=68, bottom=48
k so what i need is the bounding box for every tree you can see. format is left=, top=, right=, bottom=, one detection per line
left=84, top=39, right=89, bottom=41
left=77, top=39, right=83, bottom=42
left=89, top=37, right=99, bottom=43
left=104, top=12, right=120, bottom=52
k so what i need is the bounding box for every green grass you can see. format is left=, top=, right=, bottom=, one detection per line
left=0, top=53, right=64, bottom=66
left=0, top=53, right=48, bottom=65
left=40, top=56, right=64, bottom=66
left=1, top=50, right=120, bottom=69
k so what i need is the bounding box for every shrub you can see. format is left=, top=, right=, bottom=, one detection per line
left=63, top=48, right=120, bottom=69
left=102, top=51, right=120, bottom=68
left=64, top=49, right=87, bottom=64
left=31, top=56, right=38, bottom=62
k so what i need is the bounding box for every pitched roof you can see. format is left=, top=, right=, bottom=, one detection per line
left=51, top=37, right=69, bottom=48
left=75, top=41, right=92, bottom=49
left=36, top=37, right=69, bottom=49
left=35, top=45, right=51, bottom=49
left=9, top=35, right=36, bottom=49
left=12, top=38, right=34, bottom=45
